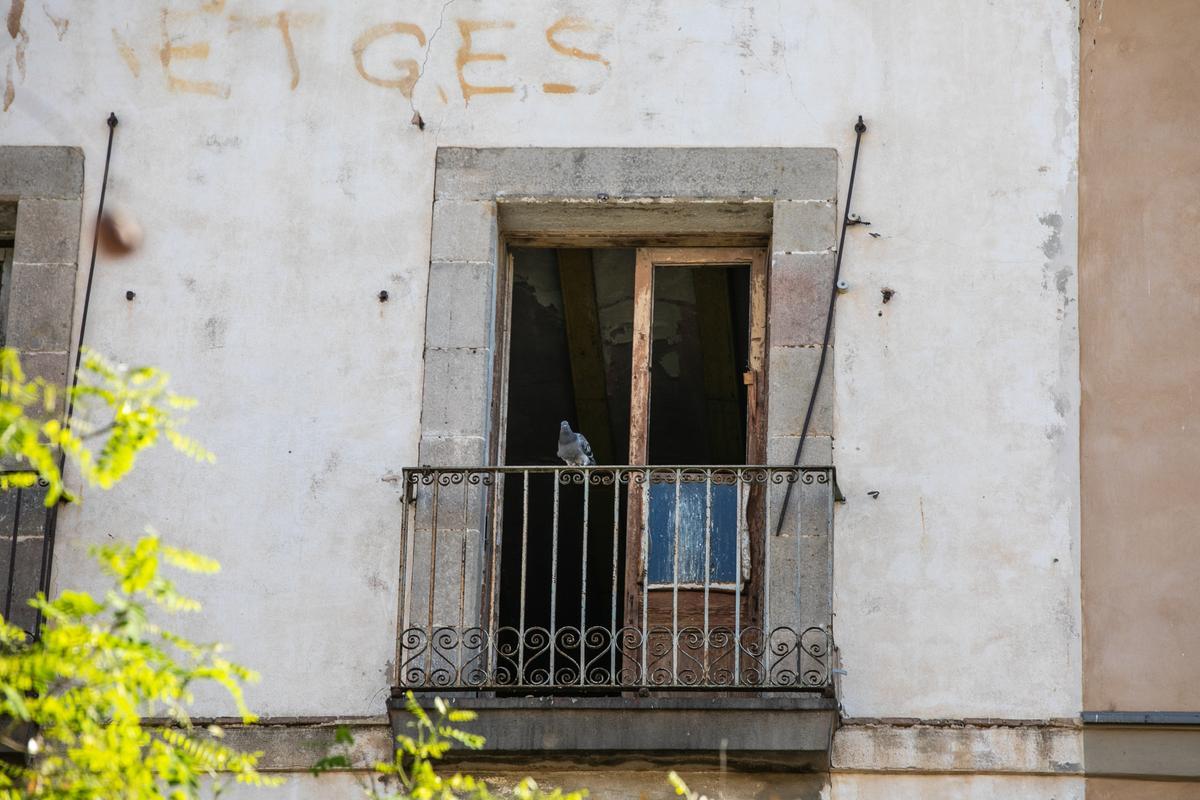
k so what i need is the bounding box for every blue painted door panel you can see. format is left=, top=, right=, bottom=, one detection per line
left=646, top=480, right=738, bottom=585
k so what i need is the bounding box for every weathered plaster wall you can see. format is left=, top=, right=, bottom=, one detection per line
left=1, top=0, right=1079, bottom=722
left=1079, top=0, right=1200, bottom=712
left=220, top=771, right=1088, bottom=800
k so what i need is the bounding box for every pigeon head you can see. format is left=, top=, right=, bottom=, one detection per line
left=559, top=420, right=572, bottom=441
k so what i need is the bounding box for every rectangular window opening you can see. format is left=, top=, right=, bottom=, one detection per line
left=493, top=246, right=767, bottom=692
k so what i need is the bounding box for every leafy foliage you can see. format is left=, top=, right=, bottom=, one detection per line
left=314, top=692, right=586, bottom=800
left=0, top=347, right=274, bottom=797
left=0, top=347, right=212, bottom=505
left=0, top=534, right=281, bottom=797
left=667, top=772, right=710, bottom=800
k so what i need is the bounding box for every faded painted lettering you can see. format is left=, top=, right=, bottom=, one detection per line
left=456, top=19, right=514, bottom=102
left=112, top=28, right=139, bottom=77
left=82, top=9, right=613, bottom=108
left=543, top=17, right=610, bottom=95
left=229, top=11, right=312, bottom=90
left=352, top=21, right=426, bottom=98
left=159, top=9, right=230, bottom=97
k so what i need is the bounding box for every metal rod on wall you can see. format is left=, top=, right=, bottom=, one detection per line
left=34, top=112, right=119, bottom=634
left=775, top=115, right=867, bottom=537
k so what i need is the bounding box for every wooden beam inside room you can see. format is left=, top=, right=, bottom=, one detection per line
left=692, top=268, right=744, bottom=464
left=556, top=249, right=615, bottom=465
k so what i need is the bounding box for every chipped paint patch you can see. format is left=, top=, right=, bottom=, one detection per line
left=1054, top=267, right=1071, bottom=296
left=1039, top=212, right=1064, bottom=258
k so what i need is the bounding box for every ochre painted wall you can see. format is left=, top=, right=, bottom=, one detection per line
left=1080, top=0, right=1200, bottom=711
left=1086, top=779, right=1200, bottom=800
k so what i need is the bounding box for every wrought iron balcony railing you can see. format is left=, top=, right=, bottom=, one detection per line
left=394, top=465, right=835, bottom=693
left=0, top=472, right=55, bottom=639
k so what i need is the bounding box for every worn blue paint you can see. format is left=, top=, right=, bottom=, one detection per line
left=647, top=480, right=737, bottom=584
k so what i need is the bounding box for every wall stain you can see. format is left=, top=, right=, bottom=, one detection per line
left=309, top=451, right=342, bottom=498
left=6, top=0, right=22, bottom=40
left=1054, top=267, right=1070, bottom=296
left=1053, top=392, right=1070, bottom=418
left=42, top=4, right=67, bottom=40
left=112, top=28, right=140, bottom=76
left=12, top=26, right=25, bottom=77
left=203, top=133, right=240, bottom=150
left=918, top=496, right=929, bottom=553
left=3, top=0, right=25, bottom=110
left=203, top=315, right=227, bottom=349
left=336, top=164, right=355, bottom=199
left=1039, top=212, right=1063, bottom=259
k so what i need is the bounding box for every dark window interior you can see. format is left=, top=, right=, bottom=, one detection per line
left=497, top=247, right=751, bottom=687
left=0, top=201, right=15, bottom=347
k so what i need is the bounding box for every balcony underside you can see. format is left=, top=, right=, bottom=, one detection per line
left=387, top=694, right=839, bottom=770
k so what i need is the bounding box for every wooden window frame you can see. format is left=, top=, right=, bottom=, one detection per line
left=625, top=247, right=768, bottom=644
left=491, top=243, right=771, bottom=650
left=628, top=247, right=768, bottom=467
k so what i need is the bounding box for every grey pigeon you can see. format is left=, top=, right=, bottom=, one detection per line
left=557, top=421, right=596, bottom=466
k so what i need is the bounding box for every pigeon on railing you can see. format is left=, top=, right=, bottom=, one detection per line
left=557, top=421, right=596, bottom=466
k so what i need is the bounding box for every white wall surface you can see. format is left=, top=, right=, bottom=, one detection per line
left=1, top=0, right=1080, bottom=719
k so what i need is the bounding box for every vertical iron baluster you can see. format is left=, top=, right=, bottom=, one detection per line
left=487, top=470, right=503, bottom=682
left=824, top=468, right=835, bottom=686
left=398, top=479, right=412, bottom=686
left=733, top=471, right=742, bottom=686
left=426, top=479, right=440, bottom=677
left=457, top=477, right=469, bottom=678
left=641, top=468, right=650, bottom=684
left=763, top=470, right=773, bottom=682
left=580, top=473, right=589, bottom=686
left=796, top=470, right=806, bottom=681
left=610, top=470, right=620, bottom=684
left=396, top=474, right=414, bottom=684
left=519, top=470, right=529, bottom=683
left=703, top=470, right=712, bottom=682
left=550, top=473, right=560, bottom=682
left=672, top=468, right=681, bottom=685
left=4, top=487, right=22, bottom=621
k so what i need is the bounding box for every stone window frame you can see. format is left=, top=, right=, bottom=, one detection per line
left=416, top=145, right=840, bottom=636
left=420, top=147, right=838, bottom=471
left=403, top=147, right=843, bottom=762
left=0, top=146, right=85, bottom=634
left=0, top=147, right=85, bottom=389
